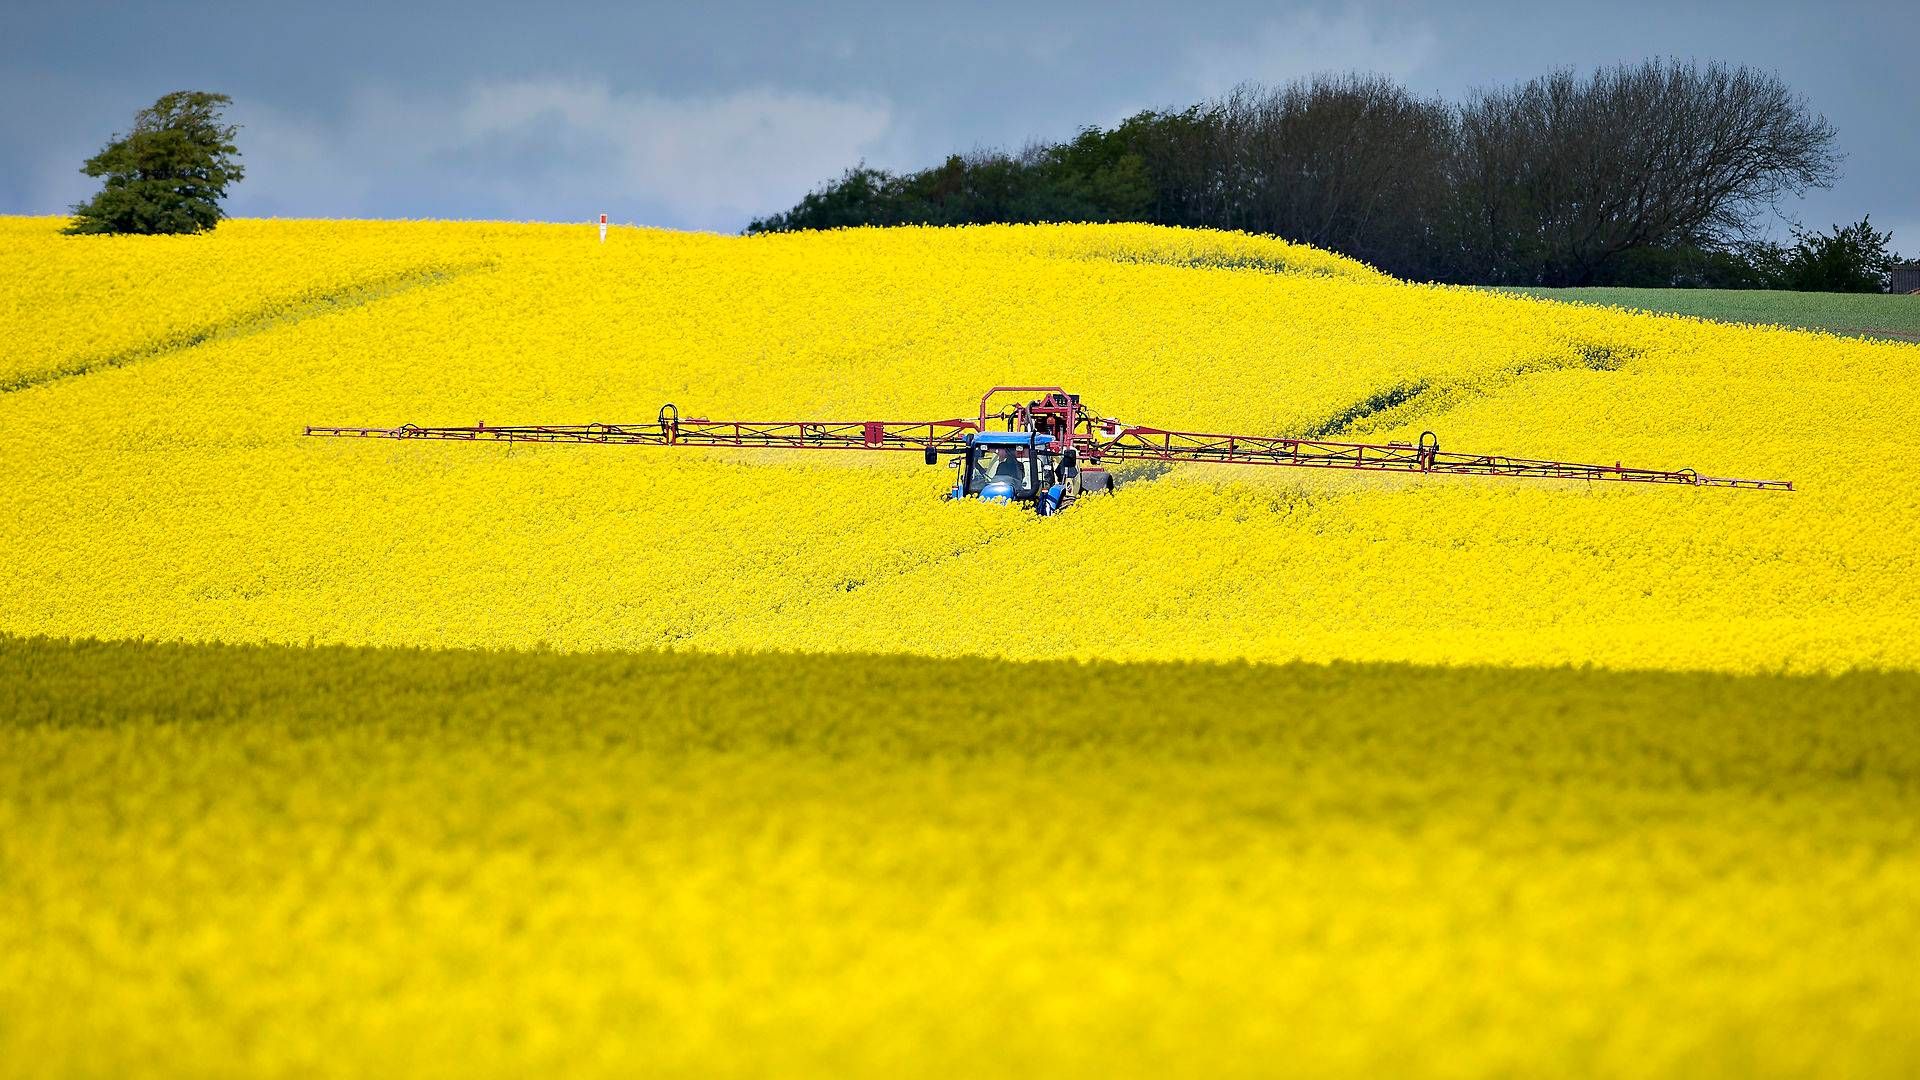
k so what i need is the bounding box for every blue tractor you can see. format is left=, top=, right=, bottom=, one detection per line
left=937, top=430, right=1114, bottom=515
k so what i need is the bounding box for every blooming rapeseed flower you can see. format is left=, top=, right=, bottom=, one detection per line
left=3, top=217, right=1917, bottom=1077
left=0, top=217, right=1910, bottom=671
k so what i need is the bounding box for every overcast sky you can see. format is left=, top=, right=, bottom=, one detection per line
left=4, top=0, right=1914, bottom=245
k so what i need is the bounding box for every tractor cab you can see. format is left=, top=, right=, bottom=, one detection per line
left=934, top=432, right=1103, bottom=515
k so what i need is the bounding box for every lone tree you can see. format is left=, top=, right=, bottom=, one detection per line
left=66, top=91, right=243, bottom=235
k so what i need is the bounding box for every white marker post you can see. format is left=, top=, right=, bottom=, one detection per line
left=599, top=212, right=608, bottom=243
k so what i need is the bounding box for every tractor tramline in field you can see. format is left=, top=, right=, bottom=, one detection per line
left=307, top=386, right=1793, bottom=514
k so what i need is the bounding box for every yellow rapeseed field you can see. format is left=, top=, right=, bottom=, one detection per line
left=3, top=216, right=1917, bottom=1076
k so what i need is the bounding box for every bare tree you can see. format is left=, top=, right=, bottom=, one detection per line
left=1446, top=60, right=1840, bottom=284
left=1233, top=76, right=1451, bottom=271
left=1130, top=76, right=1453, bottom=272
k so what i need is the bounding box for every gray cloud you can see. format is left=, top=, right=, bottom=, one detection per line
left=1184, top=8, right=1440, bottom=98
left=226, top=81, right=894, bottom=228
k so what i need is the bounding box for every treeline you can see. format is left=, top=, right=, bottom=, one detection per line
left=749, top=61, right=1902, bottom=289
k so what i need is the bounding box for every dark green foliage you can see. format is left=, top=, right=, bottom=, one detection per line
left=1529, top=223, right=1910, bottom=294
left=66, top=91, right=244, bottom=236
left=1753, top=217, right=1906, bottom=293
left=746, top=166, right=897, bottom=232
left=747, top=124, right=1154, bottom=234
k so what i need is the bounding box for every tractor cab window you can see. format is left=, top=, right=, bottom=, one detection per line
left=969, top=444, right=1034, bottom=494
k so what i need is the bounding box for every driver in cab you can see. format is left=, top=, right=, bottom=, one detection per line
left=974, top=446, right=1026, bottom=489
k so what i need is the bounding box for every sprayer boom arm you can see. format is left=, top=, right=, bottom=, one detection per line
left=1092, top=425, right=1789, bottom=489
left=305, top=388, right=1791, bottom=491
left=305, top=413, right=979, bottom=453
